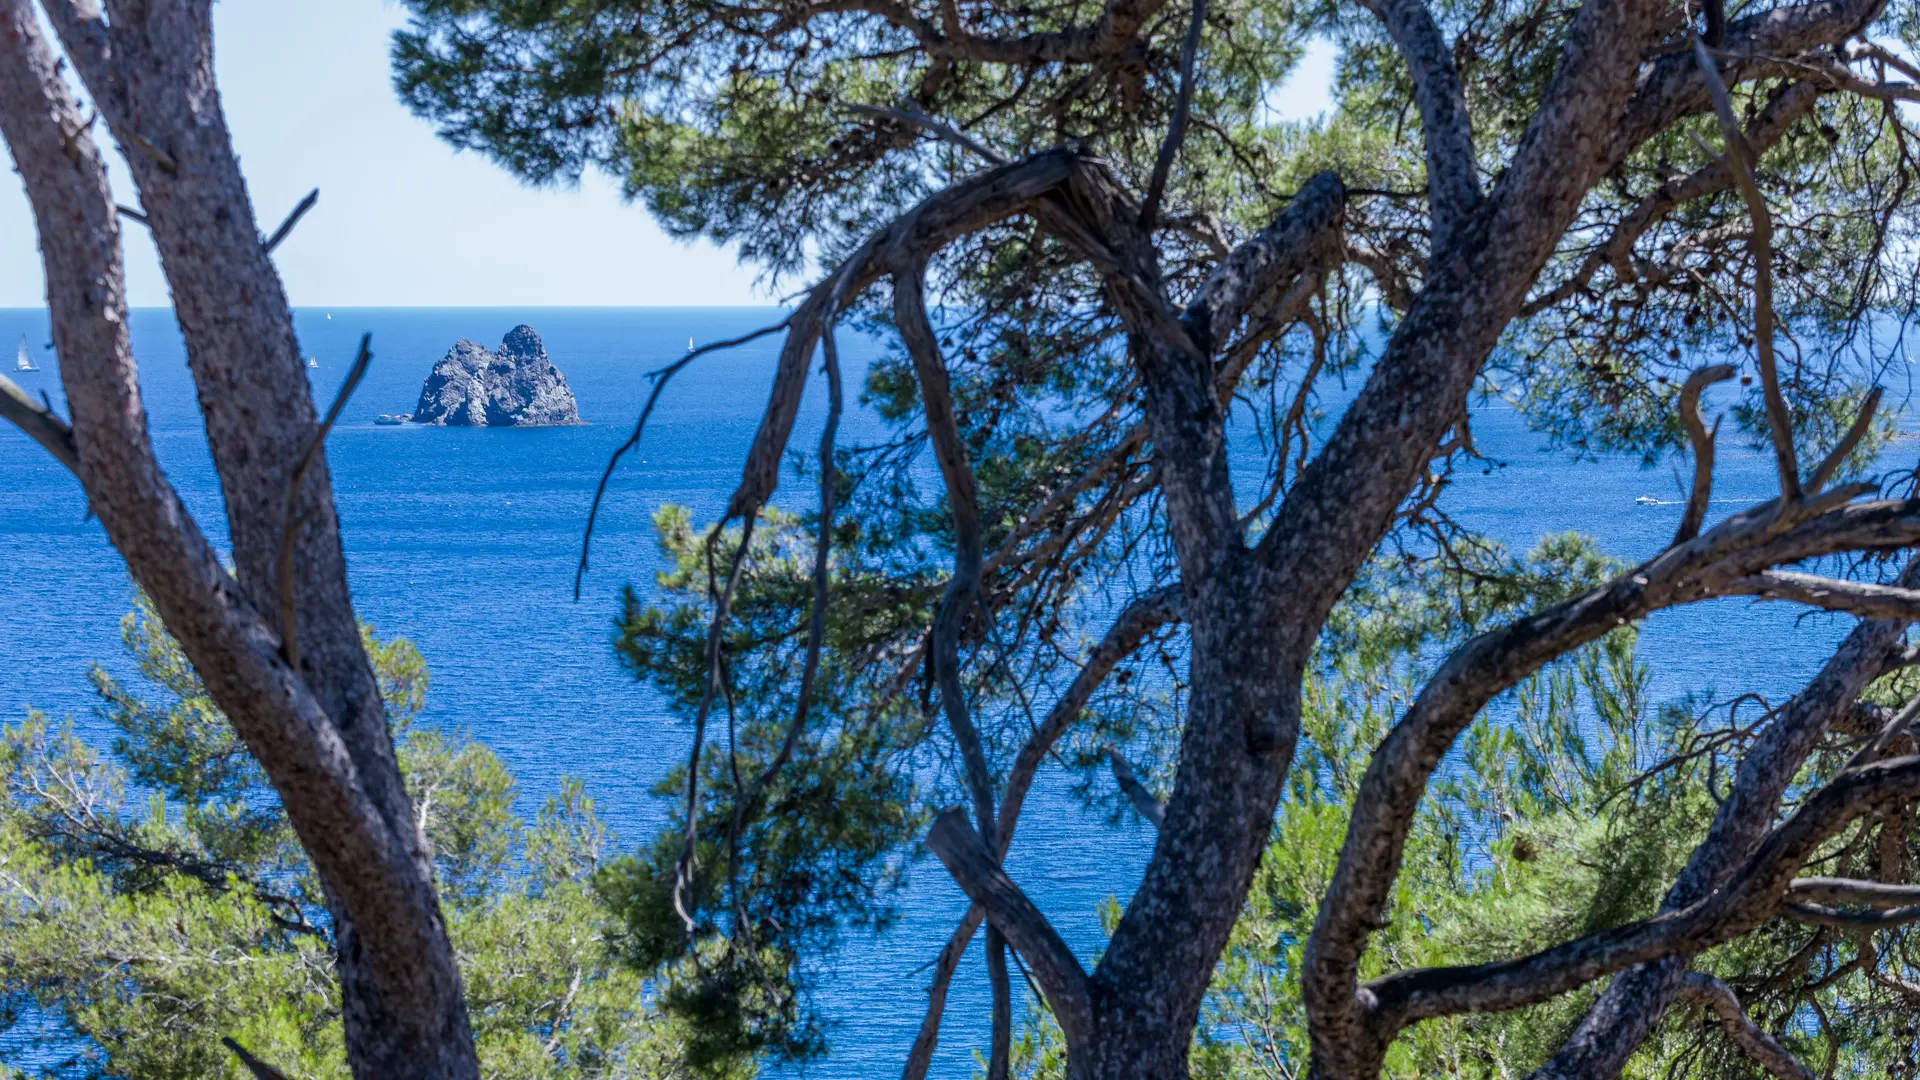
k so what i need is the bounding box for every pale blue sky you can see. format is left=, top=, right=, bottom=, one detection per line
left=0, top=2, right=1335, bottom=308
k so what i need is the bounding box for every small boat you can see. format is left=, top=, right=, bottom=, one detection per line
left=374, top=413, right=411, bottom=426
left=15, top=336, right=38, bottom=372
left=688, top=336, right=695, bottom=351
left=307, top=357, right=319, bottom=368
left=1634, top=495, right=1661, bottom=506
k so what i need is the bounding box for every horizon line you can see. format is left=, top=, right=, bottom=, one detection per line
left=0, top=304, right=792, bottom=312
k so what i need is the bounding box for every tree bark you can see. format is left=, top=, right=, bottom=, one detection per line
left=0, top=3, right=476, bottom=1076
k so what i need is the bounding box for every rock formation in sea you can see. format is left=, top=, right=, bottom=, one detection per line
left=411, top=324, right=582, bottom=426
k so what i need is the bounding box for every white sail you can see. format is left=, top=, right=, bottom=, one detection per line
left=14, top=336, right=36, bottom=372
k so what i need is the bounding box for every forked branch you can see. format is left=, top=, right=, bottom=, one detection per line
left=1368, top=753, right=1920, bottom=1023
left=1675, top=362, right=1736, bottom=543
left=925, top=809, right=1093, bottom=1042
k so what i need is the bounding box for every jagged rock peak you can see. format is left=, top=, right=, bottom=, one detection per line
left=411, top=324, right=583, bottom=427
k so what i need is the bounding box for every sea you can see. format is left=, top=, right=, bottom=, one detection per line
left=0, top=307, right=1907, bottom=1078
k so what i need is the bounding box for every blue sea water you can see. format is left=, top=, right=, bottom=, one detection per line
left=0, top=306, right=1903, bottom=1077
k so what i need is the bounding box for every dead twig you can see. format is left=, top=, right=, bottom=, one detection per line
left=263, top=187, right=319, bottom=254
left=1140, top=0, right=1207, bottom=231
left=574, top=316, right=792, bottom=599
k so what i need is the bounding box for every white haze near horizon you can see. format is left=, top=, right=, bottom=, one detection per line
left=0, top=1, right=1337, bottom=309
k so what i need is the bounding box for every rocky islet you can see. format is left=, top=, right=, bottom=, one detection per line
left=398, top=324, right=582, bottom=426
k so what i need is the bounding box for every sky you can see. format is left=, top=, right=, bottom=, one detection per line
left=0, top=2, right=1337, bottom=309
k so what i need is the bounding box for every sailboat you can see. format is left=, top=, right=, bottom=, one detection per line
left=307, top=357, right=319, bottom=368
left=14, top=336, right=38, bottom=372
left=688, top=336, right=695, bottom=351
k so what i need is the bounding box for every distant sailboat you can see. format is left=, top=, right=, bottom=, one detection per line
left=688, top=336, right=695, bottom=351
left=307, top=357, right=319, bottom=368
left=14, top=336, right=38, bottom=372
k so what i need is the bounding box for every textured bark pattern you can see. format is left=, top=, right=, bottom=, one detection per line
left=2, top=3, right=475, bottom=1076
left=1530, top=557, right=1920, bottom=1079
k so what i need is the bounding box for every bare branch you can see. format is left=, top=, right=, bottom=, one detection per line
left=1691, top=35, right=1800, bottom=503
left=1107, top=746, right=1166, bottom=827
left=262, top=187, right=319, bottom=254
left=896, top=261, right=997, bottom=844
left=728, top=314, right=844, bottom=845
left=1677, top=974, right=1815, bottom=1080
left=925, top=809, right=1094, bottom=1043
left=1139, top=0, right=1206, bottom=231
left=1782, top=901, right=1920, bottom=927
left=1675, top=363, right=1737, bottom=543
left=901, top=905, right=986, bottom=1080
left=1789, top=876, right=1920, bottom=907
left=841, top=102, right=1007, bottom=165
left=1807, top=386, right=1883, bottom=493
left=670, top=510, right=759, bottom=932
left=1725, top=569, right=1920, bottom=622
left=0, top=372, right=79, bottom=474
left=574, top=316, right=792, bottom=598
left=222, top=1037, right=293, bottom=1080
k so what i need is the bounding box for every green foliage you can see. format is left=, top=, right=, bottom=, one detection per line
left=0, top=596, right=731, bottom=1080
left=387, top=2, right=1920, bottom=1074
left=599, top=506, right=925, bottom=1065
left=994, top=537, right=1920, bottom=1079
